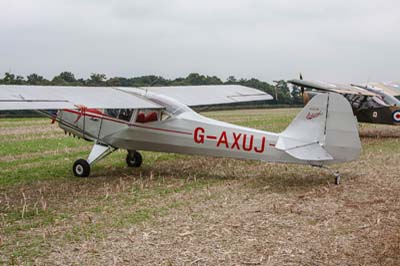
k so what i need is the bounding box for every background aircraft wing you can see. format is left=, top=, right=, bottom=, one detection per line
left=135, top=85, right=273, bottom=107
left=366, top=82, right=400, bottom=97
left=288, top=79, right=377, bottom=96
left=0, top=85, right=163, bottom=110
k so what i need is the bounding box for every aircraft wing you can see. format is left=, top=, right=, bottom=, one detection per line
left=135, top=85, right=273, bottom=107
left=366, top=82, right=400, bottom=97
left=1, top=84, right=272, bottom=111
left=288, top=79, right=377, bottom=97
left=0, top=85, right=163, bottom=110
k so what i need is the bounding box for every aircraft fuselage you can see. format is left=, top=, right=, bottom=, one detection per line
left=56, top=107, right=305, bottom=165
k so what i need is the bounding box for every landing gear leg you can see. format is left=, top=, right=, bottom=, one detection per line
left=73, top=143, right=116, bottom=177
left=314, top=165, right=342, bottom=186
left=334, top=171, right=341, bottom=185
left=126, top=150, right=143, bottom=168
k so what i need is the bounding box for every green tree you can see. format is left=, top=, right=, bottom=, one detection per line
left=176, top=73, right=223, bottom=86
left=51, top=72, right=78, bottom=85
left=3, top=72, right=16, bottom=84
left=205, top=75, right=223, bottom=85
left=226, top=75, right=237, bottom=84
left=290, top=85, right=303, bottom=105
left=106, top=77, right=124, bottom=87
left=15, top=75, right=26, bottom=85
left=59, top=72, right=76, bottom=83
left=130, top=75, right=169, bottom=87
left=88, top=73, right=107, bottom=86
left=273, top=80, right=292, bottom=104
left=51, top=76, right=68, bottom=86
left=27, top=73, right=47, bottom=85
left=185, top=73, right=206, bottom=85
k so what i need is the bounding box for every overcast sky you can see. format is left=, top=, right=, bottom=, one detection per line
left=0, top=0, right=399, bottom=82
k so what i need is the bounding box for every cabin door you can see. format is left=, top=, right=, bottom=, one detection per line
left=84, top=112, right=103, bottom=140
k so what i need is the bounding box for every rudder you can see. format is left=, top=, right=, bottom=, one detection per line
left=276, top=93, right=361, bottom=164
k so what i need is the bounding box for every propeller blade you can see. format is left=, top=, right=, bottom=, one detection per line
left=299, top=73, right=304, bottom=96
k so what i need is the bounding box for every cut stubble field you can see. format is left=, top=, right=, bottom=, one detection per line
left=0, top=108, right=399, bottom=265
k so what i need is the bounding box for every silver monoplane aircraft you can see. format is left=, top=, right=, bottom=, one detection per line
left=0, top=85, right=361, bottom=184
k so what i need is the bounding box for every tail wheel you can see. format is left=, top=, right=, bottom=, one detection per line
left=73, top=159, right=91, bottom=177
left=126, top=151, right=143, bottom=167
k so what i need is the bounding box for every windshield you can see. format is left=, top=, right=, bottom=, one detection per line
left=145, top=92, right=192, bottom=116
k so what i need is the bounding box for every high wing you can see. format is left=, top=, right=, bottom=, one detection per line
left=288, top=79, right=377, bottom=97
left=363, top=82, right=400, bottom=97
left=0, top=85, right=163, bottom=110
left=122, top=85, right=273, bottom=107
left=0, top=85, right=272, bottom=111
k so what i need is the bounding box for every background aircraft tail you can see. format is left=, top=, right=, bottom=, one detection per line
left=276, top=93, right=361, bottom=164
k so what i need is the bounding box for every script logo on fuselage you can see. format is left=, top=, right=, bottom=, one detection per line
left=193, top=127, right=267, bottom=153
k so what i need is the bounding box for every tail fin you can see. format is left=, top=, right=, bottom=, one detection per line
left=276, top=93, right=361, bottom=164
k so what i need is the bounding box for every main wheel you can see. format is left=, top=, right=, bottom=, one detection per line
left=73, top=159, right=91, bottom=177
left=126, top=151, right=143, bottom=167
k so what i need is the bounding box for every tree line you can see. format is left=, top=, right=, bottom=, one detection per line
left=0, top=72, right=303, bottom=105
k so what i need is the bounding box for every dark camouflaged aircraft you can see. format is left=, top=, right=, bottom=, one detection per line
left=289, top=77, right=400, bottom=126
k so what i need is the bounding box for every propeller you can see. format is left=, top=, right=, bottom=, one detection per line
left=298, top=73, right=310, bottom=105
left=299, top=73, right=304, bottom=96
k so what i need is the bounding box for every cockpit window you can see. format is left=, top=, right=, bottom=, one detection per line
left=345, top=94, right=389, bottom=110
left=104, top=109, right=120, bottom=118
left=118, top=109, right=134, bottom=121
left=135, top=109, right=168, bottom=123
left=104, top=109, right=134, bottom=121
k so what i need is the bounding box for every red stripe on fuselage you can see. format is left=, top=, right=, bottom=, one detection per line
left=62, top=109, right=192, bottom=136
left=132, top=124, right=193, bottom=135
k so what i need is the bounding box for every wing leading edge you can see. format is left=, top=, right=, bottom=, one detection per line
left=127, top=85, right=273, bottom=107
left=0, top=85, right=162, bottom=110
left=0, top=84, right=273, bottom=111
left=288, top=79, right=377, bottom=97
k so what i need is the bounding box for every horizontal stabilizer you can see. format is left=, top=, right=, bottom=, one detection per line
left=276, top=139, right=333, bottom=161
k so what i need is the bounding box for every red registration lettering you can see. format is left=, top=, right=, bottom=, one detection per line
left=242, top=134, right=254, bottom=151
left=231, top=133, right=242, bottom=150
left=194, top=128, right=267, bottom=154
left=254, top=136, right=266, bottom=153
left=217, top=131, right=229, bottom=148
left=194, top=127, right=205, bottom=144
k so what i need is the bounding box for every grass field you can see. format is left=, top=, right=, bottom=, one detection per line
left=1, top=108, right=400, bottom=265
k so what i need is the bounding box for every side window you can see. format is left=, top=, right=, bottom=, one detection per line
left=118, top=109, right=134, bottom=122
left=104, top=109, right=134, bottom=121
left=135, top=109, right=163, bottom=123
left=105, top=109, right=120, bottom=118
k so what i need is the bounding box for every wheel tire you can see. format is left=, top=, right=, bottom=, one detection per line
left=73, top=159, right=91, bottom=177
left=126, top=151, right=143, bottom=167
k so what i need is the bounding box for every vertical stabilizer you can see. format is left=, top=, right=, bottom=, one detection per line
left=276, top=93, right=361, bottom=164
